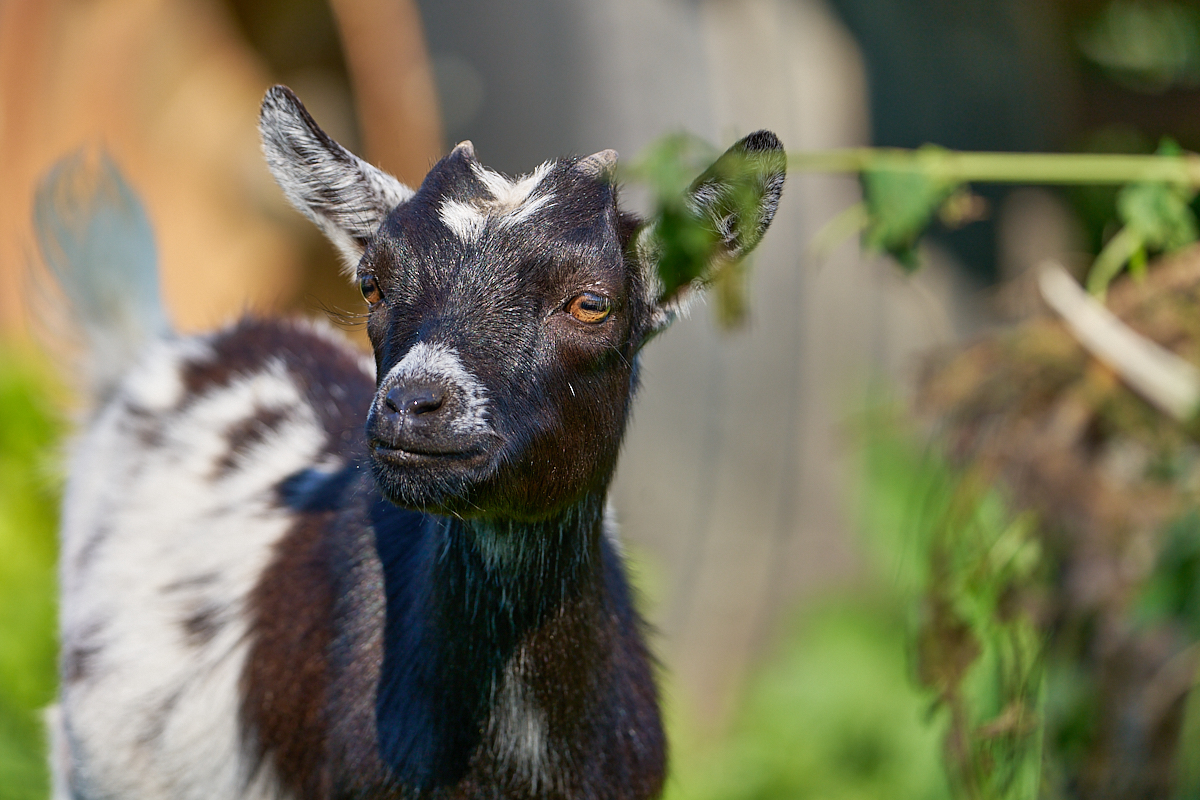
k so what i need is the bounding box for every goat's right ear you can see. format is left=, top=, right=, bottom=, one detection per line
left=634, top=130, right=786, bottom=335
left=259, top=85, right=414, bottom=271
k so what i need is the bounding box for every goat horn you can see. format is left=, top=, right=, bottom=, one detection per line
left=576, top=149, right=618, bottom=180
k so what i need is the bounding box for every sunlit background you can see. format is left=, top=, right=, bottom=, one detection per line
left=5, top=1, right=1200, bottom=797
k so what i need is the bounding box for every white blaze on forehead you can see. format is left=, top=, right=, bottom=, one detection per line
left=437, top=161, right=556, bottom=244
left=439, top=199, right=487, bottom=243
left=496, top=193, right=553, bottom=229
left=473, top=161, right=552, bottom=212
left=383, top=342, right=490, bottom=433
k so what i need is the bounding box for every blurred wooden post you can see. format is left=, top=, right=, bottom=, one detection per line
left=329, top=0, right=444, bottom=186
left=0, top=0, right=308, bottom=340
left=0, top=0, right=55, bottom=335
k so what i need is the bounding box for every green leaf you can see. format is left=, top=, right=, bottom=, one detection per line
left=1117, top=184, right=1197, bottom=254
left=627, top=133, right=781, bottom=327
left=1116, top=140, right=1198, bottom=253
left=653, top=203, right=721, bottom=305
left=625, top=135, right=724, bottom=304
left=860, top=146, right=961, bottom=272
left=1087, top=140, right=1198, bottom=296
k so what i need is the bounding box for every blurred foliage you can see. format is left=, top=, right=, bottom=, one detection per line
left=912, top=249, right=1200, bottom=797
left=0, top=348, right=62, bottom=800
left=789, top=142, right=1200, bottom=296
left=1136, top=509, right=1200, bottom=798
left=1077, top=1, right=1200, bottom=93
left=1116, top=142, right=1199, bottom=254
left=856, top=409, right=1045, bottom=800
left=1137, top=510, right=1200, bottom=640
left=852, top=389, right=1200, bottom=799
left=1087, top=139, right=1199, bottom=296
left=665, top=599, right=951, bottom=800
left=648, top=395, right=1063, bottom=800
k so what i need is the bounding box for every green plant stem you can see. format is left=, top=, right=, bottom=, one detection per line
left=1087, top=226, right=1143, bottom=298
left=790, top=149, right=1200, bottom=186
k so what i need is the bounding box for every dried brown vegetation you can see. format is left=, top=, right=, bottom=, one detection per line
left=919, top=249, right=1200, bottom=797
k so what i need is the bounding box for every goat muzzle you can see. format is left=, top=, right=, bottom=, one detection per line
left=367, top=376, right=489, bottom=458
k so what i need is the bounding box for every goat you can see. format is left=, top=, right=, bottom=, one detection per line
left=44, top=85, right=785, bottom=800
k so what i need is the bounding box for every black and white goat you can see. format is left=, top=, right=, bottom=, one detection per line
left=46, top=86, right=785, bottom=800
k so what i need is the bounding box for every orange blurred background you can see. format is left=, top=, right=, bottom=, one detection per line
left=0, top=0, right=441, bottom=339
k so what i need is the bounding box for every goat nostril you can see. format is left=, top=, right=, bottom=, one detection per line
left=408, top=391, right=444, bottom=415
left=385, top=384, right=447, bottom=417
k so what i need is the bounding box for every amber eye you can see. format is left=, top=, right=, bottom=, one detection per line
left=566, top=292, right=612, bottom=324
left=359, top=274, right=383, bottom=305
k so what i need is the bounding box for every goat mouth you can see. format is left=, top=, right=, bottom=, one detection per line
left=368, top=438, right=494, bottom=463
left=367, top=437, right=502, bottom=512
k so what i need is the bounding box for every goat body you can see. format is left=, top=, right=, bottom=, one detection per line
left=49, top=87, right=785, bottom=800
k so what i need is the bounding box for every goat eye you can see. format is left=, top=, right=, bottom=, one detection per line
left=359, top=275, right=383, bottom=305
left=566, top=292, right=612, bottom=324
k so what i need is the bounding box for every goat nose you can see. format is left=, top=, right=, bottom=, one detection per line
left=385, top=382, right=447, bottom=418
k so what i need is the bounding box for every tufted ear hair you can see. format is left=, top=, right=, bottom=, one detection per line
left=634, top=130, right=786, bottom=334
left=259, top=85, right=415, bottom=272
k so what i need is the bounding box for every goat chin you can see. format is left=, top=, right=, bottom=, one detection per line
left=45, top=84, right=785, bottom=800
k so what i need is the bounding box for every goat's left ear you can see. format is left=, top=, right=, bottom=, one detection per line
left=635, top=130, right=786, bottom=333
left=259, top=85, right=415, bottom=271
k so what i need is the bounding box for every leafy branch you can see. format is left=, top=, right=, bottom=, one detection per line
left=628, top=135, right=1200, bottom=329
left=794, top=142, right=1200, bottom=297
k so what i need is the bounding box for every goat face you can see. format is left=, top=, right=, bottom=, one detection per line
left=360, top=146, right=647, bottom=518
left=259, top=85, right=784, bottom=519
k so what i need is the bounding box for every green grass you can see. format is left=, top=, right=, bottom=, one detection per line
left=0, top=347, right=63, bottom=800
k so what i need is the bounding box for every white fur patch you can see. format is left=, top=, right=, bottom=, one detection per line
left=439, top=199, right=488, bottom=244
left=488, top=652, right=552, bottom=792
left=118, top=337, right=213, bottom=413
left=603, top=502, right=623, bottom=556
left=381, top=342, right=490, bottom=434
left=55, top=334, right=348, bottom=800
left=495, top=193, right=554, bottom=229
left=437, top=163, right=555, bottom=244
left=473, top=162, right=552, bottom=213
